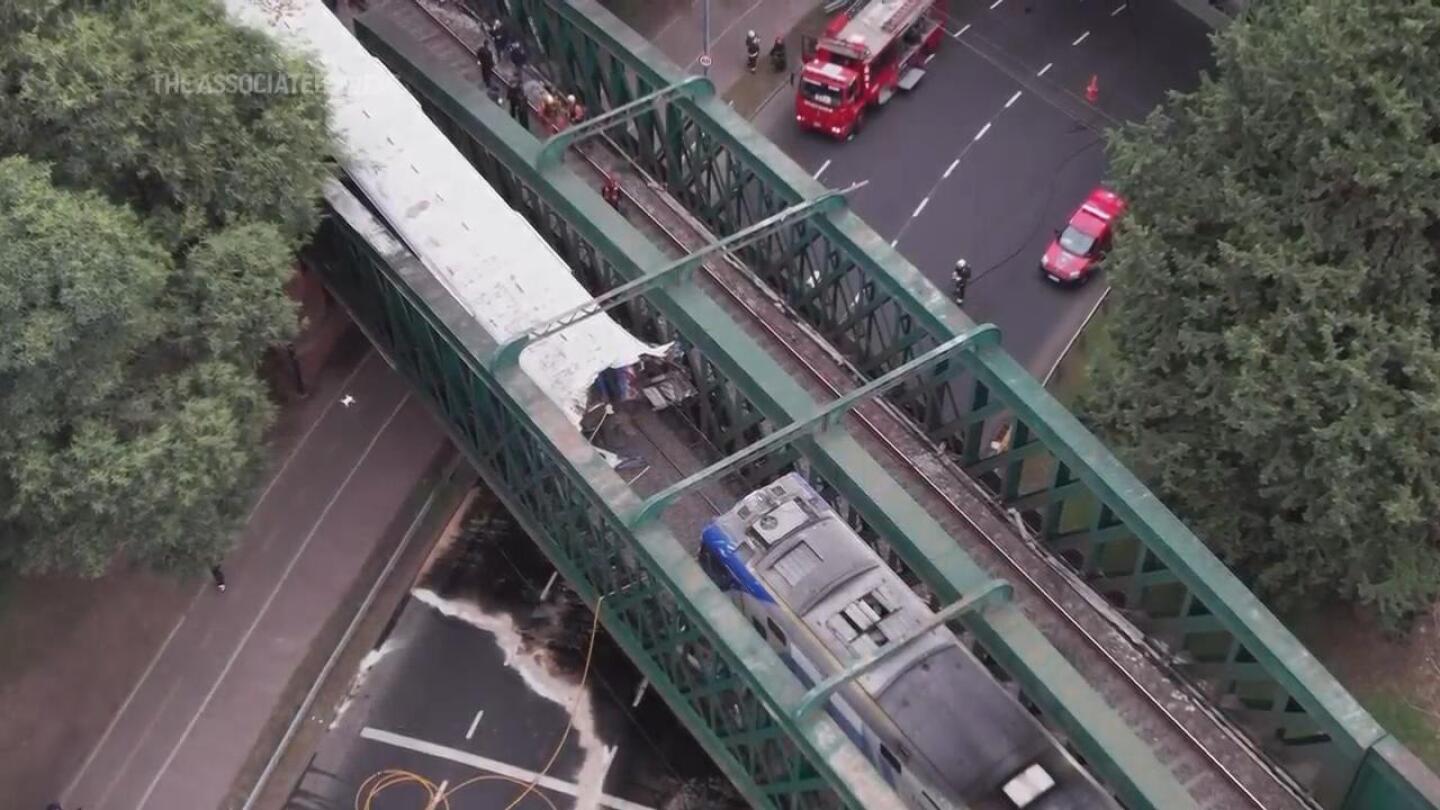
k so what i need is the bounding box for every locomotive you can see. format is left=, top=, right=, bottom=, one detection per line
left=699, top=473, right=1117, bottom=809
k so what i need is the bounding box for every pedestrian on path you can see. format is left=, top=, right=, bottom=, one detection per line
left=601, top=173, right=623, bottom=213
left=506, top=81, right=529, bottom=128
left=567, top=94, right=586, bottom=126
left=211, top=565, right=227, bottom=593
left=476, top=42, right=495, bottom=88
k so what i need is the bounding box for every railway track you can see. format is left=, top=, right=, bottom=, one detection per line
left=361, top=2, right=1315, bottom=808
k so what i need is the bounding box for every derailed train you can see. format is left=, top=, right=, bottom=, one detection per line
left=699, top=473, right=1118, bottom=810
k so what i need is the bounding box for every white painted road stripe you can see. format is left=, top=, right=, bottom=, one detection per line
left=974, top=122, right=992, bottom=141
left=1112, top=2, right=1128, bottom=14
left=944, top=158, right=960, bottom=178
left=813, top=158, right=831, bottom=180
left=912, top=196, right=930, bottom=218
left=1037, top=62, right=1052, bottom=77
left=465, top=709, right=485, bottom=740
left=361, top=727, right=657, bottom=810
left=1005, top=90, right=1022, bottom=108
left=890, top=236, right=900, bottom=247
left=539, top=570, right=559, bottom=601
left=925, top=53, right=936, bottom=64
left=1073, top=30, right=1090, bottom=46
left=952, top=23, right=971, bottom=39
left=989, top=0, right=1004, bottom=8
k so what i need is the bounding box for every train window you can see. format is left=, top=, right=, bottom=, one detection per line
left=765, top=618, right=788, bottom=646
left=878, top=744, right=902, bottom=774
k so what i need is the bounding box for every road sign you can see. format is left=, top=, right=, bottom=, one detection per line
left=699, top=54, right=713, bottom=68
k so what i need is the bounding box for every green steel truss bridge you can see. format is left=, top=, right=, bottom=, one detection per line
left=252, top=0, right=1440, bottom=806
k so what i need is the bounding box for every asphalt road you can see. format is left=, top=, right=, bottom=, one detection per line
left=290, top=490, right=736, bottom=810
left=748, top=0, right=1214, bottom=375
left=60, top=338, right=448, bottom=810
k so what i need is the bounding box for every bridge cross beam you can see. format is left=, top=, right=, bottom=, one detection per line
left=534, top=75, right=714, bottom=170
left=626, top=323, right=1002, bottom=527
left=489, top=184, right=864, bottom=369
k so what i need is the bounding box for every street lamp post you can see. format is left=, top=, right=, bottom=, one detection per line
left=702, top=0, right=711, bottom=75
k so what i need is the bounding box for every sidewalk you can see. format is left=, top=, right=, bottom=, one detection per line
left=0, top=326, right=453, bottom=810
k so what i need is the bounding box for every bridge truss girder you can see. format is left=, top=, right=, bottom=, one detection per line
left=353, top=14, right=1194, bottom=810
left=469, top=0, right=1437, bottom=807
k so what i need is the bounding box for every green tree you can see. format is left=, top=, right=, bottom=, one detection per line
left=0, top=0, right=331, bottom=247
left=171, top=222, right=300, bottom=365
left=0, top=0, right=331, bottom=577
left=0, top=156, right=169, bottom=434
left=5, top=362, right=273, bottom=576
left=1084, top=0, right=1440, bottom=624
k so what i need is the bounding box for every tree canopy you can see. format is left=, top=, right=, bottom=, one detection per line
left=0, top=0, right=331, bottom=577
left=1084, top=0, right=1440, bottom=625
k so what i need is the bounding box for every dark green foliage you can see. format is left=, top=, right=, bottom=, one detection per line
left=0, top=0, right=331, bottom=247
left=1084, top=0, right=1440, bottom=625
left=0, top=0, right=331, bottom=576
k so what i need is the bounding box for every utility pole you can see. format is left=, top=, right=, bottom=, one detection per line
left=701, top=0, right=711, bottom=76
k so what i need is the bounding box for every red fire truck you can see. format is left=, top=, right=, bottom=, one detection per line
left=795, top=0, right=946, bottom=140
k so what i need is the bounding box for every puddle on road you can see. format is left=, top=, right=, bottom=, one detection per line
left=416, top=487, right=745, bottom=810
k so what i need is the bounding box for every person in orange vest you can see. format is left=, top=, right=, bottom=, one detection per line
left=601, top=174, right=623, bottom=212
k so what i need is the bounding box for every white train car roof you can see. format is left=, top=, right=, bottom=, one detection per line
left=222, top=0, right=661, bottom=425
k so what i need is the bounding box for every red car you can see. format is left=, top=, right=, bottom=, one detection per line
left=1040, top=188, right=1126, bottom=285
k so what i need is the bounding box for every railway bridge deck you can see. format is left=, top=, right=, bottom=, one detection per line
left=233, top=0, right=1440, bottom=807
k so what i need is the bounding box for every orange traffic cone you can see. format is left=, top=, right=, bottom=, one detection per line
left=1084, top=74, right=1100, bottom=105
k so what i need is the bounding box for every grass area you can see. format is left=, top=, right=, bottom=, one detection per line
left=1363, top=690, right=1440, bottom=771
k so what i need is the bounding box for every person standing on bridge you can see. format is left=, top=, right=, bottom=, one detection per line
left=952, top=258, right=972, bottom=305
left=506, top=81, right=529, bottom=129
left=476, top=41, right=495, bottom=88
left=507, top=41, right=528, bottom=80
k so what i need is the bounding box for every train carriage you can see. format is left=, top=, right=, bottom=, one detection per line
left=700, top=473, right=1117, bottom=810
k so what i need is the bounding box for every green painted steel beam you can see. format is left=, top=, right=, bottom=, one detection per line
left=491, top=184, right=858, bottom=368
left=629, top=324, right=1000, bottom=527
left=535, top=74, right=713, bottom=169
left=510, top=3, right=1440, bottom=805
left=358, top=13, right=1197, bottom=809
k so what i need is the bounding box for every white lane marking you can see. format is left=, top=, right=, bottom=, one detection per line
left=1111, top=2, right=1128, bottom=15
left=465, top=709, right=485, bottom=740
left=539, top=571, right=559, bottom=601
left=361, top=727, right=657, bottom=810
left=632, top=678, right=649, bottom=708
left=952, top=23, right=971, bottom=39
left=924, top=53, right=936, bottom=64
left=1073, top=30, right=1090, bottom=46
left=944, top=158, right=961, bottom=178
left=134, top=394, right=414, bottom=810
left=989, top=0, right=1004, bottom=8
left=340, top=393, right=356, bottom=407
left=813, top=158, right=832, bottom=180
left=1005, top=90, right=1022, bottom=108
left=974, top=122, right=992, bottom=141
left=63, top=352, right=377, bottom=804
left=890, top=236, right=900, bottom=247
left=1037, top=62, right=1053, bottom=77
left=911, top=197, right=930, bottom=219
